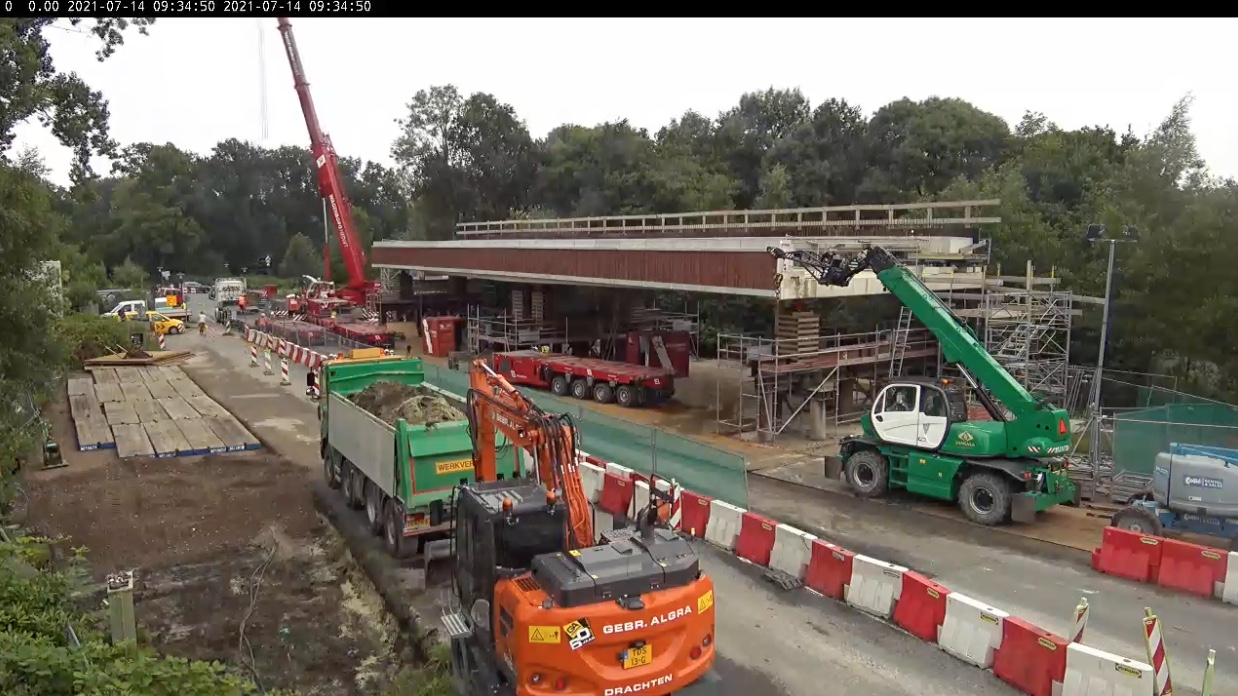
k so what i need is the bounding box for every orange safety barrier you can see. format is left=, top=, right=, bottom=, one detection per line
left=734, top=512, right=777, bottom=566
left=892, top=571, right=949, bottom=642
left=992, top=617, right=1067, bottom=696
left=680, top=490, right=712, bottom=538
left=597, top=472, right=634, bottom=517
left=1091, top=526, right=1163, bottom=583
left=1155, top=537, right=1229, bottom=599
left=804, top=540, right=854, bottom=600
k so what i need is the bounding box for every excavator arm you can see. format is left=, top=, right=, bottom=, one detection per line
left=467, top=360, right=594, bottom=549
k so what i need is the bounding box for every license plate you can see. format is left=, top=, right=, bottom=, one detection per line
left=622, top=645, right=652, bottom=669
left=404, top=516, right=430, bottom=533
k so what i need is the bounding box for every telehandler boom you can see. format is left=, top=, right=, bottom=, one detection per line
left=770, top=245, right=1079, bottom=525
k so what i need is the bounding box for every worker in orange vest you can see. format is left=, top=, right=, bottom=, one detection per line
left=238, top=294, right=247, bottom=311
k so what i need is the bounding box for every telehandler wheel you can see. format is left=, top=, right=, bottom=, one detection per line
left=593, top=383, right=614, bottom=403
left=958, top=471, right=1014, bottom=526
left=1111, top=505, right=1164, bottom=537
left=570, top=379, right=589, bottom=399
left=322, top=450, right=341, bottom=489
left=845, top=449, right=890, bottom=498
left=550, top=375, right=570, bottom=396
left=364, top=481, right=385, bottom=535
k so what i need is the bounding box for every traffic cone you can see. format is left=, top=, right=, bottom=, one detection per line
left=280, top=357, right=291, bottom=386
left=263, top=349, right=273, bottom=375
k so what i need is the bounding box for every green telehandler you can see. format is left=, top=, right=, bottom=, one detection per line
left=770, top=245, right=1079, bottom=525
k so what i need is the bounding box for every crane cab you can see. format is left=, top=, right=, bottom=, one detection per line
left=864, top=378, right=1008, bottom=457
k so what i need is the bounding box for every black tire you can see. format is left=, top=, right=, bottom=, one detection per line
left=570, top=379, right=589, bottom=399
left=550, top=375, right=570, bottom=396
left=616, top=385, right=637, bottom=407
left=364, top=481, right=385, bottom=535
left=383, top=499, right=420, bottom=559
left=344, top=464, right=365, bottom=509
left=958, top=471, right=1014, bottom=526
left=844, top=449, right=889, bottom=499
left=323, top=449, right=341, bottom=489
left=1111, top=505, right=1164, bottom=537
left=593, top=383, right=614, bottom=403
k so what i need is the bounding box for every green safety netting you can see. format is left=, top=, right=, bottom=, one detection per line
left=1112, top=402, right=1238, bottom=477
left=421, top=364, right=749, bottom=506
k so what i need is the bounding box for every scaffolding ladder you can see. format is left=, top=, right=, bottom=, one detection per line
left=889, top=306, right=913, bottom=378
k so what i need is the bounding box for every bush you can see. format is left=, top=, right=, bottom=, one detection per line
left=383, top=641, right=454, bottom=696
left=55, top=313, right=132, bottom=368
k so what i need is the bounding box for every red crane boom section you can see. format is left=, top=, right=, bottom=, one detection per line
left=276, top=17, right=372, bottom=300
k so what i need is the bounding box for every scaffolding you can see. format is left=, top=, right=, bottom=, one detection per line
left=466, top=305, right=569, bottom=354
left=715, top=326, right=937, bottom=440
left=628, top=303, right=702, bottom=356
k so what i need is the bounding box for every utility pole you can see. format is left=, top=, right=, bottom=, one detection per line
left=1084, top=223, right=1139, bottom=482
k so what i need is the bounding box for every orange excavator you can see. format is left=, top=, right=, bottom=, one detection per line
left=439, top=360, right=720, bottom=696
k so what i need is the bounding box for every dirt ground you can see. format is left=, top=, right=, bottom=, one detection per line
left=23, top=390, right=402, bottom=695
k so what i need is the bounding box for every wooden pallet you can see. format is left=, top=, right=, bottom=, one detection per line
left=67, top=376, right=94, bottom=396
left=103, top=401, right=139, bottom=426
left=120, top=382, right=153, bottom=402
left=175, top=419, right=227, bottom=454
left=157, top=396, right=200, bottom=420
left=143, top=420, right=192, bottom=458
left=93, top=383, right=125, bottom=403
left=113, top=423, right=154, bottom=458
left=206, top=416, right=259, bottom=451
left=132, top=399, right=168, bottom=423
left=146, top=380, right=178, bottom=399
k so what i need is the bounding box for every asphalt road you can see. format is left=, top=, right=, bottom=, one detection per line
left=172, top=308, right=1023, bottom=696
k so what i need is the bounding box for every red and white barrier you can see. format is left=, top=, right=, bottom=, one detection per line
left=768, top=523, right=816, bottom=580
left=578, top=461, right=605, bottom=503
left=1226, top=552, right=1238, bottom=605
left=804, top=540, right=853, bottom=600
left=993, top=618, right=1067, bottom=696
left=892, top=571, right=949, bottom=643
left=938, top=592, right=1008, bottom=669
left=680, top=490, right=711, bottom=538
left=845, top=555, right=907, bottom=619
left=1061, top=643, right=1153, bottom=696
left=703, top=500, right=743, bottom=551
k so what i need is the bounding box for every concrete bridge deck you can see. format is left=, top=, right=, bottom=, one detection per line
left=373, top=201, right=998, bottom=300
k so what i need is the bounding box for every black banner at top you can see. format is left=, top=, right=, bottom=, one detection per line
left=3, top=0, right=383, bottom=17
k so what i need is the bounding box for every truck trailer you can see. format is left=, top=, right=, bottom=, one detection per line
left=318, top=350, right=522, bottom=557
left=490, top=350, right=675, bottom=407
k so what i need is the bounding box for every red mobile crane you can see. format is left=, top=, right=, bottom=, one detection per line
left=276, top=17, right=380, bottom=309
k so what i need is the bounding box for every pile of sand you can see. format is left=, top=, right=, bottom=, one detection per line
left=348, top=382, right=466, bottom=426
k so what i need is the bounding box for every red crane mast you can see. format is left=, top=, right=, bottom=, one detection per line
left=276, top=17, right=377, bottom=307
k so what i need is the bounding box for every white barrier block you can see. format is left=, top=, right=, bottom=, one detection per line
left=1224, top=552, right=1238, bottom=605
left=578, top=462, right=605, bottom=503
left=937, top=592, right=1008, bottom=668
left=845, top=555, right=907, bottom=619
left=704, top=500, right=744, bottom=551
left=591, top=504, right=615, bottom=542
left=605, top=462, right=633, bottom=479
left=632, top=479, right=651, bottom=516
left=768, top=524, right=817, bottom=580
left=1061, top=642, right=1153, bottom=696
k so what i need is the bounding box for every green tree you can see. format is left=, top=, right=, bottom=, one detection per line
left=279, top=232, right=319, bottom=278
left=111, top=257, right=148, bottom=289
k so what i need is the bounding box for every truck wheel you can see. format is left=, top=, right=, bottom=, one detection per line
left=570, top=379, right=589, bottom=399
left=364, top=481, right=384, bottom=535
left=592, top=383, right=614, bottom=403
left=1111, top=505, right=1164, bottom=537
left=958, top=472, right=1013, bottom=526
left=616, top=385, right=637, bottom=407
left=550, top=375, right=570, bottom=396
left=323, top=450, right=341, bottom=489
left=844, top=449, right=890, bottom=499
left=344, top=465, right=365, bottom=509
left=383, top=500, right=418, bottom=559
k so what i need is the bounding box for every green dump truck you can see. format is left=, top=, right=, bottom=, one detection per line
left=318, top=351, right=522, bottom=557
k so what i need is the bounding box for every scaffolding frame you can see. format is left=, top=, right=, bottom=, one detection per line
left=466, top=304, right=570, bottom=354
left=628, top=302, right=702, bottom=356
left=715, top=326, right=937, bottom=439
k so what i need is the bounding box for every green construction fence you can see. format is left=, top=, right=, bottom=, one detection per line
left=1112, top=401, right=1238, bottom=478
left=421, top=364, right=749, bottom=507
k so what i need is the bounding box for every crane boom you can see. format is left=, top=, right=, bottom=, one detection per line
left=276, top=17, right=373, bottom=301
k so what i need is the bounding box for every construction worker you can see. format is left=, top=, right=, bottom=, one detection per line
left=238, top=294, right=247, bottom=311
left=198, top=310, right=208, bottom=335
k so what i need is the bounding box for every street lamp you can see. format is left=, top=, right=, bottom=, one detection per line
left=1085, top=223, right=1139, bottom=480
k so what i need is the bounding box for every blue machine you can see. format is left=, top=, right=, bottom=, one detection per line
left=1114, top=443, right=1238, bottom=551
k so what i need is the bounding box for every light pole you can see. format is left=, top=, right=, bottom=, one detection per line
left=1084, top=223, right=1139, bottom=480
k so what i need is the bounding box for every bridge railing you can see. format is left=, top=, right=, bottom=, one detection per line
left=456, top=199, right=1001, bottom=239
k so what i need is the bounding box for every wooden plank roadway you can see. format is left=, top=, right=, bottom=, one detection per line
left=160, top=366, right=188, bottom=381
left=146, top=380, right=178, bottom=399
left=120, top=382, right=153, bottom=402
left=140, top=367, right=165, bottom=385
left=206, top=415, right=259, bottom=451
left=93, top=383, right=125, bottom=403
left=104, top=401, right=139, bottom=426
left=69, top=394, right=104, bottom=421
left=90, top=367, right=119, bottom=382
left=116, top=368, right=145, bottom=383
left=175, top=419, right=227, bottom=454
left=158, top=396, right=201, bottom=420
left=187, top=395, right=230, bottom=419
left=113, top=423, right=154, bottom=458
left=143, top=420, right=192, bottom=457
left=133, top=399, right=168, bottom=423
left=67, top=377, right=93, bottom=396
left=73, top=417, right=115, bottom=451
left=174, top=380, right=204, bottom=399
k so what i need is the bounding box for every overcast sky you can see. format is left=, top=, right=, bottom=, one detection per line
left=16, top=18, right=1238, bottom=189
